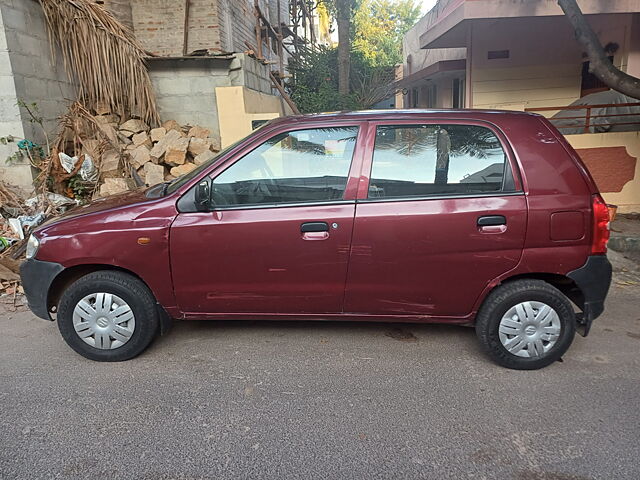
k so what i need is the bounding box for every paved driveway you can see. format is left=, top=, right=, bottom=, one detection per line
left=1, top=256, right=639, bottom=479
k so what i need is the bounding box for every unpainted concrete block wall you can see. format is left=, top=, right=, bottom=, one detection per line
left=147, top=57, right=235, bottom=141
left=0, top=4, right=28, bottom=189
left=235, top=54, right=273, bottom=94
left=148, top=53, right=279, bottom=146
left=0, top=0, right=75, bottom=192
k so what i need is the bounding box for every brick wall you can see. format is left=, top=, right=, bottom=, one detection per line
left=128, top=0, right=223, bottom=56
left=220, top=0, right=289, bottom=60
left=110, top=0, right=288, bottom=60
left=101, top=0, right=133, bottom=31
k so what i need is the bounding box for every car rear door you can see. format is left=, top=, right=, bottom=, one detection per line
left=170, top=122, right=364, bottom=316
left=344, top=119, right=527, bottom=318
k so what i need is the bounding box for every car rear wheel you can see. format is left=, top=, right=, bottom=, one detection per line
left=57, top=271, right=159, bottom=361
left=475, top=279, right=576, bottom=370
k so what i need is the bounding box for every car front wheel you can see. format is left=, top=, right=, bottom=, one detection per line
left=57, top=271, right=159, bottom=361
left=475, top=279, right=576, bottom=370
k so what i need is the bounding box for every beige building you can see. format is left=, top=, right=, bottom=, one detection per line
left=400, top=0, right=640, bottom=213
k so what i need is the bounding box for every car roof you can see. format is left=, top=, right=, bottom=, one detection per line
left=267, top=109, right=541, bottom=125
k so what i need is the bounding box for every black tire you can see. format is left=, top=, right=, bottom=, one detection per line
left=57, top=271, right=159, bottom=361
left=475, top=279, right=576, bottom=370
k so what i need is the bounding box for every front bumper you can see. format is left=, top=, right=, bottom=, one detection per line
left=567, top=255, right=612, bottom=336
left=19, top=259, right=64, bottom=320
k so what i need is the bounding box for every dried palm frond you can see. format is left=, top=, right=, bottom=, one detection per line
left=0, top=182, right=29, bottom=215
left=39, top=0, right=159, bottom=126
left=43, top=101, right=127, bottom=198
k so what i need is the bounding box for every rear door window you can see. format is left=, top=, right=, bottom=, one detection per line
left=368, top=124, right=513, bottom=199
left=212, top=127, right=358, bottom=207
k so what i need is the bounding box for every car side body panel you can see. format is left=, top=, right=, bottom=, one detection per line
left=26, top=110, right=605, bottom=325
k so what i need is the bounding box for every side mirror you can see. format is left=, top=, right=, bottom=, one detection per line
left=194, top=179, right=211, bottom=211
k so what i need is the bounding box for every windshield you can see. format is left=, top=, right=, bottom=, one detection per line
left=164, top=134, right=258, bottom=195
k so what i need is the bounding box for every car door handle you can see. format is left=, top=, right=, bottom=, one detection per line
left=301, top=222, right=329, bottom=241
left=301, top=222, right=329, bottom=233
left=477, top=215, right=506, bottom=227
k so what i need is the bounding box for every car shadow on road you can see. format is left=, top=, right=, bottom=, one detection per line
left=147, top=318, right=484, bottom=360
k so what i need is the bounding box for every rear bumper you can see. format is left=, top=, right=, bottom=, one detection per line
left=19, top=259, right=64, bottom=321
left=567, top=255, right=612, bottom=336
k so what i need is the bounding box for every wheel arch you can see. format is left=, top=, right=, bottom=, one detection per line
left=490, top=272, right=583, bottom=313
left=47, top=264, right=172, bottom=334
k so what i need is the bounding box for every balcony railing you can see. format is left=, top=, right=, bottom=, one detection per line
left=525, top=102, right=640, bottom=134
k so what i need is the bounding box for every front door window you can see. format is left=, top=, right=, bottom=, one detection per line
left=211, top=127, right=359, bottom=208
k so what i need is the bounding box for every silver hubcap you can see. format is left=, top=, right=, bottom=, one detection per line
left=72, top=293, right=135, bottom=350
left=498, top=301, right=561, bottom=358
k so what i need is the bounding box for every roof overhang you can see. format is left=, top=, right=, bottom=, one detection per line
left=419, top=0, right=640, bottom=49
left=397, top=59, right=466, bottom=88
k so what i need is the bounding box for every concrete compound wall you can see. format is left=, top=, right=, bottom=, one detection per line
left=148, top=53, right=281, bottom=147
left=567, top=132, right=640, bottom=214
left=147, top=56, right=234, bottom=144
left=0, top=0, right=75, bottom=193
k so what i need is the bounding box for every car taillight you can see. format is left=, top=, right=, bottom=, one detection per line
left=591, top=194, right=610, bottom=255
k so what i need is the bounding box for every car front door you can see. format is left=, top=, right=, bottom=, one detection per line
left=345, top=120, right=527, bottom=318
left=170, top=123, right=363, bottom=316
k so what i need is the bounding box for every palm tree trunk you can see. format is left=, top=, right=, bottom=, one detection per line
left=336, top=0, right=351, bottom=95
left=558, top=0, right=640, bottom=100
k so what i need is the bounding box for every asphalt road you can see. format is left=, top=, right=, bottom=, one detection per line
left=1, top=254, right=639, bottom=479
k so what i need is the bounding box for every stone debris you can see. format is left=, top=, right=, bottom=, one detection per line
left=100, top=150, right=121, bottom=173
left=162, top=119, right=182, bottom=133
left=149, top=129, right=183, bottom=159
left=150, top=127, right=166, bottom=143
left=132, top=131, right=152, bottom=147
left=170, top=163, right=198, bottom=177
left=119, top=119, right=149, bottom=134
left=194, top=150, right=216, bottom=165
left=143, top=162, right=166, bottom=186
left=99, top=177, right=130, bottom=197
left=86, top=113, right=220, bottom=191
left=129, top=146, right=151, bottom=169
left=0, top=109, right=221, bottom=294
left=164, top=137, right=190, bottom=167
left=188, top=125, right=211, bottom=139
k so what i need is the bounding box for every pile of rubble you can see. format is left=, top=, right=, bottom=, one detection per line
left=94, top=110, right=220, bottom=197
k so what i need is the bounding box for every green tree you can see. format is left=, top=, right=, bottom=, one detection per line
left=353, top=0, right=421, bottom=67
left=288, top=0, right=421, bottom=112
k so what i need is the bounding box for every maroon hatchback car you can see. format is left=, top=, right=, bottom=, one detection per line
left=20, top=110, right=611, bottom=369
